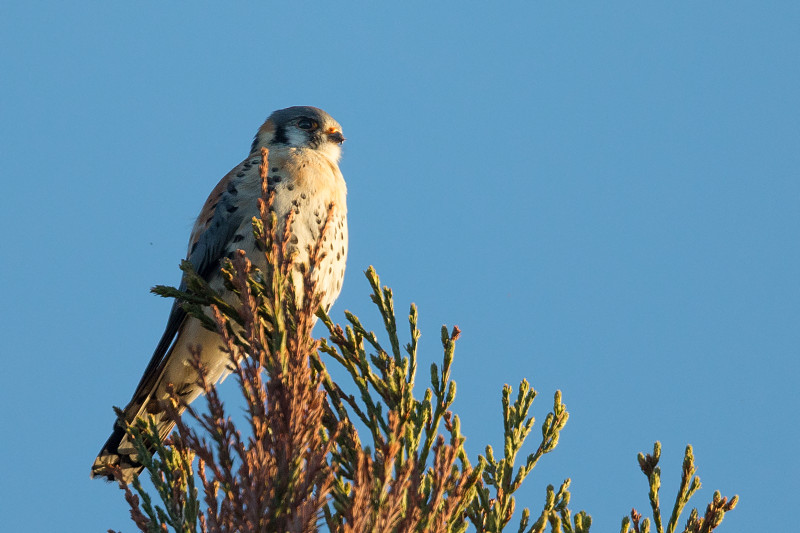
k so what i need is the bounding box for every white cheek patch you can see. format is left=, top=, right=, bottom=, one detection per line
left=286, top=127, right=308, bottom=147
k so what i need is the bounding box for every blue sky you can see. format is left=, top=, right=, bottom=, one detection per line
left=1, top=2, right=798, bottom=531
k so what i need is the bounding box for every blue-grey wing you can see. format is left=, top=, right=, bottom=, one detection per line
left=127, top=163, right=249, bottom=408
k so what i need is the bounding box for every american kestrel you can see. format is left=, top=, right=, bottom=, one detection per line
left=91, top=106, right=348, bottom=482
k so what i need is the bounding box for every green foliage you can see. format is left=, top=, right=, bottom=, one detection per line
left=114, top=255, right=738, bottom=533
left=464, top=384, right=584, bottom=533
left=112, top=416, right=200, bottom=533
left=620, top=443, right=738, bottom=533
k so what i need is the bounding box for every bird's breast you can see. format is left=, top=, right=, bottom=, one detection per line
left=218, top=148, right=348, bottom=309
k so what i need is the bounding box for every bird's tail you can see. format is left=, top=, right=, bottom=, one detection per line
left=90, top=410, right=176, bottom=483
left=91, top=318, right=225, bottom=482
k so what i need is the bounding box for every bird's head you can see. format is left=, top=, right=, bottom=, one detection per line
left=251, top=106, right=345, bottom=163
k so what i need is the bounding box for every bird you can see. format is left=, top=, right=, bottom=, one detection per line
left=91, top=106, right=348, bottom=482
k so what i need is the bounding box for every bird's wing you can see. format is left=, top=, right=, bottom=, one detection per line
left=125, top=160, right=251, bottom=413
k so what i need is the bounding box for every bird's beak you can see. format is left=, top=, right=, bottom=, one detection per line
left=327, top=131, right=345, bottom=144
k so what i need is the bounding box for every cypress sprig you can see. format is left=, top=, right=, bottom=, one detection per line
left=621, top=443, right=737, bottom=533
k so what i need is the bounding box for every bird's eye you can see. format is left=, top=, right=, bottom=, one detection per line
left=297, top=118, right=317, bottom=130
